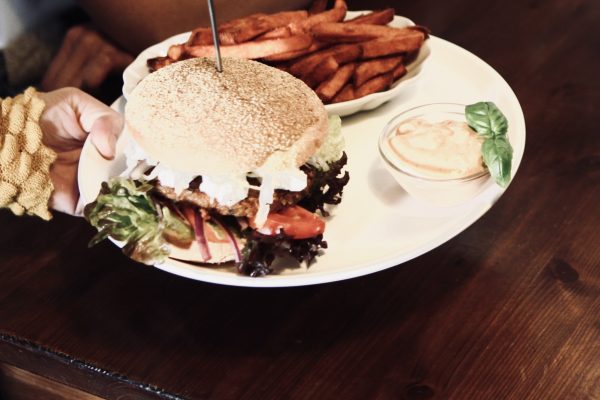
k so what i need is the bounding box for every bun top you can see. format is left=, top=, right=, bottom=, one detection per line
left=125, top=57, right=329, bottom=175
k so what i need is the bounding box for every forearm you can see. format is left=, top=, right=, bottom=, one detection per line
left=0, top=88, right=56, bottom=220
left=77, top=0, right=311, bottom=54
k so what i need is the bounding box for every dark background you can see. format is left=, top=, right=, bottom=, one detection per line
left=1, top=1, right=599, bottom=399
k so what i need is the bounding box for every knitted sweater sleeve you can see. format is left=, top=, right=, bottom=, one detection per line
left=0, top=88, right=57, bottom=220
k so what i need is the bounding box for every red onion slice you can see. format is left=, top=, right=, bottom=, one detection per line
left=214, top=218, right=242, bottom=263
left=183, top=207, right=211, bottom=262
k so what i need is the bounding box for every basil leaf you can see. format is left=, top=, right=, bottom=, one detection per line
left=481, top=136, right=513, bottom=188
left=465, top=102, right=508, bottom=138
left=465, top=101, right=513, bottom=187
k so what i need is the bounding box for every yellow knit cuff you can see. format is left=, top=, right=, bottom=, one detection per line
left=0, top=87, right=57, bottom=220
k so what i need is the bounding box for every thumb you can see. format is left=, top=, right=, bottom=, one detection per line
left=90, top=114, right=121, bottom=159
left=73, top=90, right=124, bottom=159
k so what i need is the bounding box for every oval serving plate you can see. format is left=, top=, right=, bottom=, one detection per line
left=84, top=35, right=525, bottom=287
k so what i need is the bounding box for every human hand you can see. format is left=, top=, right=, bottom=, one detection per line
left=39, top=88, right=123, bottom=215
left=41, top=25, right=134, bottom=91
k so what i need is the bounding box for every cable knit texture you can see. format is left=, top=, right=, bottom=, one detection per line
left=0, top=87, right=56, bottom=220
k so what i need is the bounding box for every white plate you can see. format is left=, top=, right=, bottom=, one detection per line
left=81, top=36, right=525, bottom=287
left=121, top=11, right=431, bottom=117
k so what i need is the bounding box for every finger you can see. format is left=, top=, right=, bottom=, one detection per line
left=112, top=49, right=135, bottom=69
left=42, top=26, right=86, bottom=91
left=82, top=51, right=114, bottom=89
left=74, top=196, right=86, bottom=217
left=83, top=48, right=134, bottom=89
left=52, top=29, right=102, bottom=89
left=37, top=89, right=89, bottom=153
left=48, top=160, right=80, bottom=215
left=61, top=88, right=123, bottom=158
left=72, top=88, right=122, bottom=131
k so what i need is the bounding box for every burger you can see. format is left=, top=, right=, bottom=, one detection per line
left=84, top=57, right=349, bottom=277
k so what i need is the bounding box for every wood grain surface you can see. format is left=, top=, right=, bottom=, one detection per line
left=0, top=363, right=104, bottom=400
left=1, top=1, right=599, bottom=399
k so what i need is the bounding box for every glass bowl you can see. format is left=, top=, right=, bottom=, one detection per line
left=378, top=103, right=490, bottom=206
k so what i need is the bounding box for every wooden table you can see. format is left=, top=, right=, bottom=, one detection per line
left=1, top=1, right=599, bottom=399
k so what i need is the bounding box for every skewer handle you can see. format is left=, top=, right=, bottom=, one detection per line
left=207, top=0, right=223, bottom=72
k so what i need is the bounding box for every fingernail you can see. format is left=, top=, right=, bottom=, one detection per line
left=105, top=133, right=116, bottom=159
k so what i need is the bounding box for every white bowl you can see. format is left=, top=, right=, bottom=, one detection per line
left=121, top=11, right=431, bottom=117
left=379, top=103, right=491, bottom=206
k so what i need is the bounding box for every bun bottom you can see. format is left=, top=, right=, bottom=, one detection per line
left=169, top=240, right=237, bottom=264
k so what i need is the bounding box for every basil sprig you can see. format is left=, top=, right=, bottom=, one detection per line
left=465, top=102, right=513, bottom=188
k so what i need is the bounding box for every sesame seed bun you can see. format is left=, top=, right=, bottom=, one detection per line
left=125, top=57, right=329, bottom=175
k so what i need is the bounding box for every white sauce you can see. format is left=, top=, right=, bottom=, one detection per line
left=122, top=138, right=306, bottom=227
left=253, top=167, right=307, bottom=226
left=199, top=174, right=250, bottom=207
left=388, top=118, right=486, bottom=179
left=147, top=164, right=196, bottom=195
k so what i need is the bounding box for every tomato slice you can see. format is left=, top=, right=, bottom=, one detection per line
left=250, top=205, right=325, bottom=239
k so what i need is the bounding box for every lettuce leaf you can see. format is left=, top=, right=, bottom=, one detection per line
left=84, top=177, right=193, bottom=265
left=307, top=115, right=344, bottom=171
left=238, top=231, right=327, bottom=277
left=300, top=152, right=349, bottom=216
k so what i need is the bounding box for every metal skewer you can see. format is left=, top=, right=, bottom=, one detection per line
left=207, top=0, right=223, bottom=72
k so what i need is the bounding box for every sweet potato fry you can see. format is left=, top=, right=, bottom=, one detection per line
left=392, top=63, right=407, bottom=80
left=309, top=0, right=329, bottom=15
left=185, top=34, right=312, bottom=59
left=187, top=29, right=211, bottom=46
left=229, top=10, right=309, bottom=43
left=328, top=43, right=362, bottom=64
left=219, top=13, right=267, bottom=31
left=407, top=25, right=431, bottom=38
left=256, top=26, right=291, bottom=40
left=290, top=0, right=347, bottom=34
left=187, top=14, right=267, bottom=46
left=261, top=41, right=328, bottom=62
left=315, top=62, right=356, bottom=102
left=147, top=56, right=175, bottom=72
left=314, top=23, right=417, bottom=43
left=146, top=2, right=430, bottom=106
left=345, top=9, right=395, bottom=25
left=303, top=56, right=339, bottom=88
left=403, top=49, right=420, bottom=65
left=355, top=72, right=393, bottom=98
left=186, top=28, right=236, bottom=46
left=288, top=43, right=361, bottom=77
left=331, top=83, right=355, bottom=103
left=167, top=44, right=186, bottom=60
left=353, top=56, right=402, bottom=87
left=360, top=30, right=425, bottom=59
left=187, top=11, right=307, bottom=45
